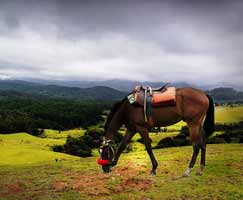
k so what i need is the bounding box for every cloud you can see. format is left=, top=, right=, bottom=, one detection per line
left=0, top=0, right=242, bottom=86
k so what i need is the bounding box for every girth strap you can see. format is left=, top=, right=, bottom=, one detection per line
left=144, top=89, right=147, bottom=122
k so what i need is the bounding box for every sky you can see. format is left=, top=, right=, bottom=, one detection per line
left=0, top=0, right=242, bottom=86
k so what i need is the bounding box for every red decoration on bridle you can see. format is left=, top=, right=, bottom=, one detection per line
left=97, top=138, right=115, bottom=167
left=97, top=158, right=109, bottom=166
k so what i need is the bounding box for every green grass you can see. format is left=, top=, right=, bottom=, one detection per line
left=0, top=133, right=65, bottom=150
left=215, top=106, right=243, bottom=123
left=0, top=140, right=242, bottom=199
left=0, top=133, right=76, bottom=166
left=44, top=129, right=86, bottom=139
left=165, top=105, right=243, bottom=132
left=0, top=106, right=242, bottom=199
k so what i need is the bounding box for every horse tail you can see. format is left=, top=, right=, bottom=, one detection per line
left=203, top=94, right=215, bottom=137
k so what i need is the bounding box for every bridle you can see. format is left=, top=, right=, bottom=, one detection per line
left=98, top=138, right=117, bottom=166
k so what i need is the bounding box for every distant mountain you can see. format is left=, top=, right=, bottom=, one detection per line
left=208, top=87, right=243, bottom=102
left=0, top=80, right=126, bottom=100
left=22, top=78, right=198, bottom=92
left=1, top=80, right=243, bottom=102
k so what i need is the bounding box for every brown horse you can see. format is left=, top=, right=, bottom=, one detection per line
left=101, top=87, right=214, bottom=176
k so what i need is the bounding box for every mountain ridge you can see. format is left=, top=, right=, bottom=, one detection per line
left=0, top=79, right=243, bottom=102
left=0, top=80, right=126, bottom=100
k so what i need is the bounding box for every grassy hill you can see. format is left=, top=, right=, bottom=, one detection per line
left=0, top=134, right=242, bottom=199
left=215, top=106, right=243, bottom=123
left=0, top=106, right=242, bottom=199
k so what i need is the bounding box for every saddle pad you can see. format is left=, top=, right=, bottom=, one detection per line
left=152, top=87, right=176, bottom=104
left=152, top=100, right=176, bottom=107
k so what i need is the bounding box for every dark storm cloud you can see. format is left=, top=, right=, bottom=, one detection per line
left=0, top=0, right=242, bottom=86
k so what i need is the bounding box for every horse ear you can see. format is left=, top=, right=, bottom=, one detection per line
left=100, top=136, right=106, bottom=146
left=100, top=136, right=105, bottom=142
left=107, top=140, right=114, bottom=146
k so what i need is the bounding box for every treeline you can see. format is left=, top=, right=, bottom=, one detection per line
left=0, top=92, right=112, bottom=134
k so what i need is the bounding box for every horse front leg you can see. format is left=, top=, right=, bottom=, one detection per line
left=137, top=126, right=158, bottom=175
left=145, top=139, right=158, bottom=175
left=111, top=129, right=134, bottom=166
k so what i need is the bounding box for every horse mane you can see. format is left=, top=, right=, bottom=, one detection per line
left=104, top=95, right=129, bottom=132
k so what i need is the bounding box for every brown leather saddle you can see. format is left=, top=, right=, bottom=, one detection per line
left=133, top=85, right=176, bottom=107
left=128, top=84, right=176, bottom=122
left=132, top=84, right=176, bottom=122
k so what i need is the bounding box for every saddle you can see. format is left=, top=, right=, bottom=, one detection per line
left=128, top=84, right=176, bottom=123
left=133, top=85, right=176, bottom=106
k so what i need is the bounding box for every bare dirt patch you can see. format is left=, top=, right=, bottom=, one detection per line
left=0, top=182, right=24, bottom=197
left=52, top=181, right=69, bottom=191
left=8, top=182, right=24, bottom=194
left=52, top=163, right=153, bottom=196
left=116, top=177, right=152, bottom=192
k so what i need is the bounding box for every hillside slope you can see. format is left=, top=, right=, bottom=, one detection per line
left=0, top=132, right=242, bottom=200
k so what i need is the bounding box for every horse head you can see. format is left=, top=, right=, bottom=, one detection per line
left=97, top=137, right=116, bottom=173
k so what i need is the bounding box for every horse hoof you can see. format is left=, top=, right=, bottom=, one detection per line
left=196, top=171, right=202, bottom=176
left=150, top=170, right=156, bottom=175
left=182, top=173, right=190, bottom=177
left=183, top=168, right=192, bottom=177
left=196, top=165, right=204, bottom=176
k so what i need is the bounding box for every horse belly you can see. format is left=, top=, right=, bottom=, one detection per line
left=152, top=106, right=182, bottom=127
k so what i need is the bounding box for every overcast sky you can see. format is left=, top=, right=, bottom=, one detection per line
left=0, top=0, right=242, bottom=86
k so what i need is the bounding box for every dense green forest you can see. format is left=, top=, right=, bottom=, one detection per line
left=0, top=91, right=111, bottom=134
left=1, top=80, right=243, bottom=136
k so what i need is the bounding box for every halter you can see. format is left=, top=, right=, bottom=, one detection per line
left=97, top=139, right=116, bottom=166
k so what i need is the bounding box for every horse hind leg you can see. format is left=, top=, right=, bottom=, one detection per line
left=183, top=144, right=200, bottom=177
left=196, top=128, right=207, bottom=176
left=183, top=125, right=201, bottom=177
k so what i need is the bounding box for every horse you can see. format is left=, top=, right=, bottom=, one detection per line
left=100, top=87, right=215, bottom=176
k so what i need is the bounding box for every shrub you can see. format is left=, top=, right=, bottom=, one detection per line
left=180, top=126, right=189, bottom=137
left=84, top=127, right=104, bottom=148
left=137, top=138, right=144, bottom=144
left=52, top=127, right=124, bottom=157
left=155, top=137, right=174, bottom=149
left=52, top=145, right=65, bottom=152
left=155, top=126, right=190, bottom=149
left=64, top=135, right=92, bottom=157
left=53, top=135, right=92, bottom=157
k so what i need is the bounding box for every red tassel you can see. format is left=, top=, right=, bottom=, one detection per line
left=97, top=158, right=109, bottom=166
